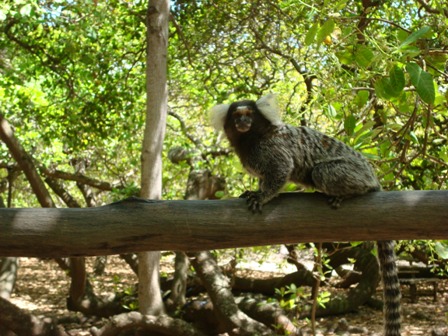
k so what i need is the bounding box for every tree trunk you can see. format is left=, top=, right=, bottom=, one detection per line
left=167, top=251, right=189, bottom=311
left=138, top=0, right=169, bottom=316
left=0, top=198, right=18, bottom=300
left=0, top=258, right=18, bottom=300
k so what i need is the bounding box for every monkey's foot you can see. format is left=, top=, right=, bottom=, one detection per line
left=327, top=196, right=343, bottom=209
left=240, top=191, right=263, bottom=213
left=239, top=190, right=251, bottom=199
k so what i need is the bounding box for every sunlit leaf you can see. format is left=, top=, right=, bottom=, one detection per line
left=19, top=4, right=32, bottom=16
left=326, top=104, right=337, bottom=118
left=316, top=19, right=335, bottom=44
left=305, top=23, right=319, bottom=46
left=435, top=242, right=448, bottom=259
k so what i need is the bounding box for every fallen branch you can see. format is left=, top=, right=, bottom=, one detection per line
left=91, top=311, right=205, bottom=336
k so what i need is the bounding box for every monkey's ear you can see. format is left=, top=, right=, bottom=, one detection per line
left=256, top=93, right=283, bottom=126
left=209, top=103, right=230, bottom=131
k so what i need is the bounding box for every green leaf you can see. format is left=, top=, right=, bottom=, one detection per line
left=316, top=19, right=335, bottom=44
left=399, top=45, right=421, bottom=58
left=409, top=131, right=419, bottom=144
left=326, top=104, right=337, bottom=118
left=355, top=90, right=369, bottom=108
left=0, top=9, right=7, bottom=21
left=344, top=115, right=356, bottom=136
left=435, top=242, right=448, bottom=259
left=374, top=78, right=393, bottom=100
left=388, top=65, right=405, bottom=96
left=355, top=45, right=374, bottom=68
left=439, top=147, right=448, bottom=163
left=19, top=4, right=32, bottom=16
left=305, top=23, right=319, bottom=46
left=399, top=26, right=431, bottom=49
left=406, top=62, right=435, bottom=104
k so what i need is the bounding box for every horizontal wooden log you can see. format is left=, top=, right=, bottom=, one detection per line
left=0, top=191, right=447, bottom=257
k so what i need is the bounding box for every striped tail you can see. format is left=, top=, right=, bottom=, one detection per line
left=377, top=240, right=401, bottom=336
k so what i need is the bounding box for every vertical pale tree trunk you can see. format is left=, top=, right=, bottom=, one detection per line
left=138, top=0, right=169, bottom=316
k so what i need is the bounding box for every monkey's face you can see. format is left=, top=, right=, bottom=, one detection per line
left=229, top=104, right=255, bottom=133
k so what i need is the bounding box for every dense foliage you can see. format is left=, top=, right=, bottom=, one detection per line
left=1, top=0, right=448, bottom=334
left=1, top=0, right=447, bottom=206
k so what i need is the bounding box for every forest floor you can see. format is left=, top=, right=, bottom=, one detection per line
left=7, top=255, right=448, bottom=336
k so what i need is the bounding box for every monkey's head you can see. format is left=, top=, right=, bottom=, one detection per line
left=209, top=94, right=283, bottom=137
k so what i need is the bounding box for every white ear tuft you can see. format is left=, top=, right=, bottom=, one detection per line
left=209, top=103, right=230, bottom=131
left=256, top=93, right=282, bottom=125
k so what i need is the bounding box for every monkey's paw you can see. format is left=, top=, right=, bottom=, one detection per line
left=239, top=190, right=252, bottom=199
left=240, top=191, right=264, bottom=213
left=328, top=196, right=343, bottom=209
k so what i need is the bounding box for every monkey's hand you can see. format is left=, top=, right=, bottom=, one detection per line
left=327, top=196, right=343, bottom=209
left=239, top=190, right=264, bottom=213
left=239, top=190, right=252, bottom=199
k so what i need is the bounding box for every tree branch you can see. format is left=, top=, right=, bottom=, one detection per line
left=41, top=168, right=118, bottom=191
left=0, top=114, right=55, bottom=208
left=0, top=191, right=446, bottom=257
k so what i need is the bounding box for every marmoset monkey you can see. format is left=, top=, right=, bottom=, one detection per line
left=210, top=94, right=401, bottom=336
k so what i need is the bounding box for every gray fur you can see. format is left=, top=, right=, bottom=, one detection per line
left=211, top=95, right=401, bottom=336
left=239, top=124, right=381, bottom=208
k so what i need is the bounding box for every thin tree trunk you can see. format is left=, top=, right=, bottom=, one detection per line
left=167, top=251, right=189, bottom=311
left=0, top=197, right=18, bottom=300
left=138, top=0, right=169, bottom=316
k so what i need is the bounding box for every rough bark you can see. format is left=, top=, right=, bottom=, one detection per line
left=0, top=191, right=447, bottom=257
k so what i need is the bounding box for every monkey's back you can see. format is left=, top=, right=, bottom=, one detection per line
left=279, top=125, right=381, bottom=195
